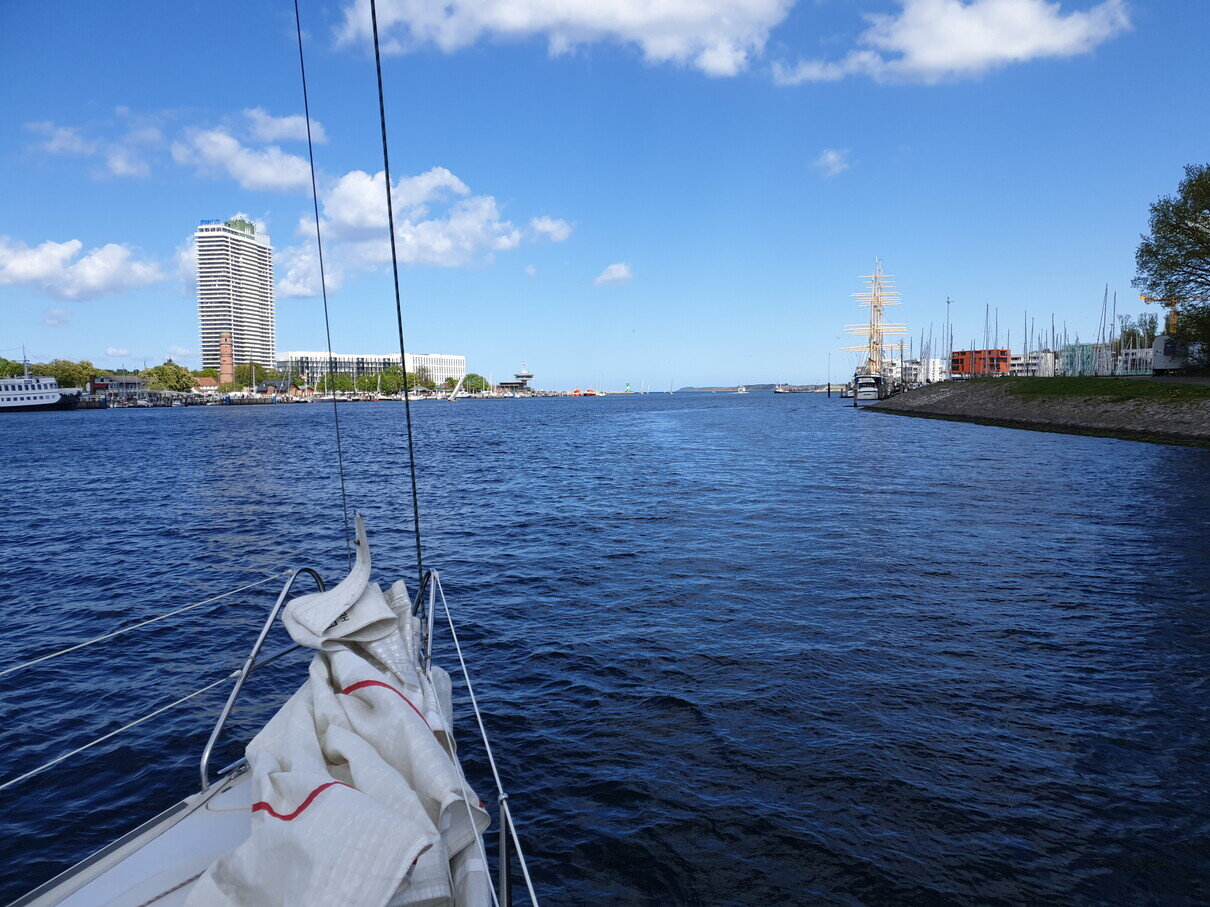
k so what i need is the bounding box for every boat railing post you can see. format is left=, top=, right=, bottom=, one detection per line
left=498, top=793, right=512, bottom=907
left=199, top=567, right=324, bottom=791
left=426, top=572, right=437, bottom=670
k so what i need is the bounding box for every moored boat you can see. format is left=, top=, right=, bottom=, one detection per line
left=0, top=360, right=82, bottom=413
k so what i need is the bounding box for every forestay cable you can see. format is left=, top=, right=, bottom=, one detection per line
left=368, top=0, right=425, bottom=590
left=294, top=0, right=353, bottom=567
left=436, top=576, right=539, bottom=904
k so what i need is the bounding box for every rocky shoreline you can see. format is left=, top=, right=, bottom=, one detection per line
left=868, top=380, right=1210, bottom=447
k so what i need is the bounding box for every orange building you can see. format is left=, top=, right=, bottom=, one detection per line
left=951, top=349, right=1010, bottom=376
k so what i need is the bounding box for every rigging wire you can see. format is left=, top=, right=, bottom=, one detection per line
left=0, top=573, right=286, bottom=679
left=293, top=0, right=353, bottom=568
left=0, top=672, right=237, bottom=793
left=369, top=0, right=425, bottom=590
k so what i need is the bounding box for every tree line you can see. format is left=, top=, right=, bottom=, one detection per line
left=0, top=357, right=494, bottom=395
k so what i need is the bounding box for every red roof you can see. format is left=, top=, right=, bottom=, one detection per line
left=197, top=376, right=219, bottom=388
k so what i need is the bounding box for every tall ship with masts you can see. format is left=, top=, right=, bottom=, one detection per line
left=842, top=260, right=906, bottom=401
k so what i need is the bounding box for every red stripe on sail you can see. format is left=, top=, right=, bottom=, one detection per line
left=340, top=679, right=431, bottom=729
left=252, top=781, right=351, bottom=821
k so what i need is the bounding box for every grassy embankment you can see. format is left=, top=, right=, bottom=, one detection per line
left=871, top=376, right=1210, bottom=447
left=989, top=376, right=1210, bottom=403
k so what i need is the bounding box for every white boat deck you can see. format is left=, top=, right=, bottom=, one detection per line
left=20, top=767, right=252, bottom=907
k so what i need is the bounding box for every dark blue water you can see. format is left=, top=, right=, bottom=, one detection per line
left=1, top=395, right=1207, bottom=903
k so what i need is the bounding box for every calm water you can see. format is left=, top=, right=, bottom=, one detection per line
left=0, top=394, right=1207, bottom=903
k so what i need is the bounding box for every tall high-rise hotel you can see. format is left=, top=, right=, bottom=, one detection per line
left=196, top=218, right=276, bottom=369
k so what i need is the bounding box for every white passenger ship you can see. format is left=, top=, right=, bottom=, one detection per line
left=0, top=363, right=82, bottom=413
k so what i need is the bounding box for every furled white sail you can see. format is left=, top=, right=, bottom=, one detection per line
left=188, top=515, right=490, bottom=906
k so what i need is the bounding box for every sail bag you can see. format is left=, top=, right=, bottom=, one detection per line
left=188, top=516, right=490, bottom=906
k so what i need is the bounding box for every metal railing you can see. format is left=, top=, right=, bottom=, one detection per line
left=0, top=573, right=288, bottom=794
left=199, top=566, right=326, bottom=791
left=1, top=563, right=537, bottom=903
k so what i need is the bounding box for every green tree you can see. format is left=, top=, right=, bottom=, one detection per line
left=443, top=376, right=457, bottom=389
left=218, top=381, right=237, bottom=393
left=233, top=362, right=281, bottom=388
left=193, top=367, right=220, bottom=380
left=141, top=360, right=198, bottom=392
left=415, top=365, right=436, bottom=390
left=463, top=373, right=489, bottom=392
left=0, top=357, right=24, bottom=377
left=356, top=373, right=379, bottom=392
left=31, top=359, right=95, bottom=389
left=1134, top=163, right=1210, bottom=356
left=316, top=373, right=354, bottom=393
left=379, top=366, right=404, bottom=395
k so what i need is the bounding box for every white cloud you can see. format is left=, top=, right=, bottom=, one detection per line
left=277, top=166, right=525, bottom=297
left=276, top=243, right=346, bottom=298
left=172, top=128, right=311, bottom=192
left=773, top=0, right=1130, bottom=85
left=106, top=346, right=130, bottom=357
left=175, top=237, right=198, bottom=297
left=594, top=262, right=632, bottom=285
left=525, top=264, right=537, bottom=277
left=245, top=107, right=327, bottom=144
left=336, top=0, right=792, bottom=77
left=0, top=237, right=164, bottom=301
left=813, top=148, right=851, bottom=177
left=27, top=122, right=96, bottom=155
left=319, top=168, right=471, bottom=241
left=104, top=146, right=151, bottom=178
left=26, top=119, right=160, bottom=178
left=43, top=308, right=72, bottom=327
left=276, top=166, right=563, bottom=297
left=530, top=216, right=572, bottom=242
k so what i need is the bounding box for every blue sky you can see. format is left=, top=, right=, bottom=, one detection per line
left=1, top=0, right=1205, bottom=388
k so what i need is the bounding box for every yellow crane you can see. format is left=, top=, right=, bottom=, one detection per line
left=1139, top=294, right=1179, bottom=334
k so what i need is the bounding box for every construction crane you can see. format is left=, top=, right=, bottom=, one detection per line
left=1139, top=294, right=1179, bottom=334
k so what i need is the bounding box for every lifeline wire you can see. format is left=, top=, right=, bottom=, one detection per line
left=0, top=573, right=286, bottom=679
left=0, top=672, right=237, bottom=793
left=294, top=0, right=353, bottom=568
left=369, top=0, right=425, bottom=590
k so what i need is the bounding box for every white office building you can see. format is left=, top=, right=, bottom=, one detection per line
left=1010, top=350, right=1059, bottom=377
left=277, top=351, right=466, bottom=386
left=884, top=357, right=949, bottom=384
left=196, top=218, right=275, bottom=369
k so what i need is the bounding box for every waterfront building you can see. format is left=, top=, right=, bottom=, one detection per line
left=887, top=357, right=949, bottom=384
left=1009, top=350, right=1058, bottom=377
left=87, top=374, right=147, bottom=395
left=196, top=218, right=276, bottom=370
left=1058, top=343, right=1114, bottom=376
left=277, top=351, right=466, bottom=386
left=951, top=349, right=1010, bottom=376
left=498, top=362, right=534, bottom=394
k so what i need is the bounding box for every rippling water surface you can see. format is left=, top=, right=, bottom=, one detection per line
left=1, top=394, right=1207, bottom=903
